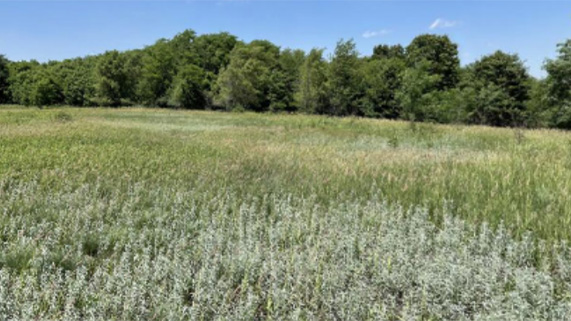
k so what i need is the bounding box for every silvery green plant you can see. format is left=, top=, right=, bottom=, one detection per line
left=1, top=180, right=571, bottom=320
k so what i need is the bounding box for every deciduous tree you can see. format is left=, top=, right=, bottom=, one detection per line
left=215, top=40, right=280, bottom=111
left=95, top=50, right=131, bottom=107
left=170, top=64, right=207, bottom=109
left=328, top=39, right=364, bottom=116
left=465, top=51, right=530, bottom=126
left=0, top=55, right=10, bottom=104
left=406, top=34, right=460, bottom=91
left=544, top=40, right=571, bottom=129
left=361, top=58, right=405, bottom=118
left=295, top=49, right=329, bottom=114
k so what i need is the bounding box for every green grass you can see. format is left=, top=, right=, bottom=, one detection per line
left=2, top=106, right=571, bottom=241
left=2, top=106, right=571, bottom=319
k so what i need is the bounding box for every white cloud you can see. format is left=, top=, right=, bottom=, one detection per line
left=362, top=29, right=391, bottom=39
left=429, top=18, right=458, bottom=30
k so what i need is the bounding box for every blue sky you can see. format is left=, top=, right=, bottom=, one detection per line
left=1, top=1, right=570, bottom=78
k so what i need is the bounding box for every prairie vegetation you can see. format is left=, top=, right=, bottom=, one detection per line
left=1, top=107, right=571, bottom=319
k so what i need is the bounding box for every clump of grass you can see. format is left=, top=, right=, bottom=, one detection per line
left=514, top=128, right=526, bottom=144
left=53, top=111, right=73, bottom=123
left=0, top=246, right=35, bottom=273
left=82, top=234, right=101, bottom=257
left=388, top=133, right=399, bottom=148
left=46, top=250, right=77, bottom=272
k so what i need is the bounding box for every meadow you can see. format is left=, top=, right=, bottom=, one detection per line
left=1, top=106, right=571, bottom=320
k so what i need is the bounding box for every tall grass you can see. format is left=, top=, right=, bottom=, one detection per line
left=1, top=106, right=571, bottom=319
left=2, top=107, right=571, bottom=240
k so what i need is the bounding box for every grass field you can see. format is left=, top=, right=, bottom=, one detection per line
left=1, top=106, right=571, bottom=319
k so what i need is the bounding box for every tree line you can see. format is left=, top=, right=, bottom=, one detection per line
left=1, top=29, right=571, bottom=129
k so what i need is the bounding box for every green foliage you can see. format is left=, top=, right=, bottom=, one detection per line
left=193, top=32, right=239, bottom=75
left=6, top=61, right=64, bottom=107
left=6, top=29, right=571, bottom=132
left=430, top=87, right=473, bottom=123
left=168, top=29, right=198, bottom=67
left=192, top=32, right=239, bottom=101
left=406, top=34, right=460, bottom=91
left=169, top=64, right=207, bottom=109
left=328, top=39, right=364, bottom=116
left=0, top=246, right=34, bottom=272
left=138, top=40, right=176, bottom=106
left=0, top=55, right=10, bottom=104
left=215, top=40, right=281, bottom=111
left=95, top=50, right=132, bottom=107
left=545, top=40, right=571, bottom=129
left=525, top=78, right=551, bottom=128
left=30, top=70, right=63, bottom=106
left=465, top=51, right=531, bottom=126
left=7, top=60, right=39, bottom=106
left=294, top=48, right=329, bottom=114
left=361, top=57, right=405, bottom=118
left=55, top=58, right=97, bottom=106
left=395, top=61, right=441, bottom=121
left=372, top=44, right=405, bottom=60
left=402, top=87, right=473, bottom=124
left=268, top=48, right=305, bottom=112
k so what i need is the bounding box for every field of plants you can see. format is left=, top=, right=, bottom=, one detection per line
left=2, top=106, right=571, bottom=320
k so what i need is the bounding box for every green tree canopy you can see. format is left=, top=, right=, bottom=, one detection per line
left=361, top=57, right=406, bottom=118
left=8, top=60, right=41, bottom=106
left=3, top=29, right=564, bottom=131
left=544, top=40, right=571, bottom=129
left=406, top=34, right=460, bottom=91
left=95, top=50, right=131, bottom=107
left=395, top=60, right=441, bottom=121
left=169, top=64, right=207, bottom=109
left=294, top=48, right=329, bottom=114
left=328, top=39, right=364, bottom=116
left=30, top=69, right=63, bottom=106
left=0, top=55, right=10, bottom=104
left=138, top=40, right=177, bottom=106
left=51, top=57, right=98, bottom=106
left=194, top=32, right=239, bottom=75
left=214, top=40, right=281, bottom=111
left=465, top=51, right=531, bottom=126
left=372, top=44, right=405, bottom=60
left=267, top=48, right=305, bottom=112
